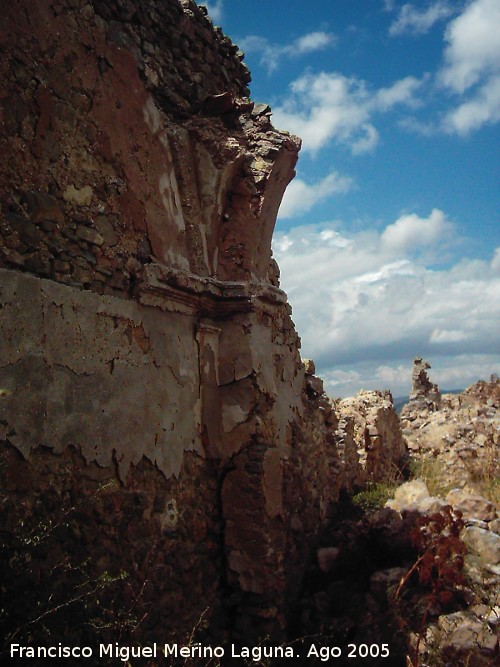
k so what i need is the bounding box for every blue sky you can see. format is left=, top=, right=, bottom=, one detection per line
left=203, top=0, right=500, bottom=397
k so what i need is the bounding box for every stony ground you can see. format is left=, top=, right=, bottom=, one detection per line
left=297, top=375, right=499, bottom=667
left=401, top=376, right=499, bottom=500
left=396, top=376, right=499, bottom=665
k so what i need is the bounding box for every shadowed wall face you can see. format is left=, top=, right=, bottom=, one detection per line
left=0, top=0, right=305, bottom=640
left=0, top=0, right=406, bottom=643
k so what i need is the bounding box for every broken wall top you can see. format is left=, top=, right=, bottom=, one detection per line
left=0, top=0, right=300, bottom=299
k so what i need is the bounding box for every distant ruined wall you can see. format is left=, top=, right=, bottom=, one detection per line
left=404, top=356, right=441, bottom=413
left=338, top=390, right=408, bottom=486
left=0, top=0, right=406, bottom=643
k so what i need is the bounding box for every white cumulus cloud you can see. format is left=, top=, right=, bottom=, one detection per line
left=430, top=329, right=469, bottom=343
left=492, top=247, right=500, bottom=272
left=440, top=0, right=500, bottom=93
left=238, top=31, right=335, bottom=74
left=380, top=209, right=453, bottom=253
left=295, top=31, right=334, bottom=53
left=278, top=171, right=354, bottom=219
left=272, top=216, right=500, bottom=397
left=437, top=0, right=500, bottom=134
left=272, top=72, right=423, bottom=154
left=393, top=0, right=500, bottom=136
left=375, top=76, right=427, bottom=110
left=443, top=73, right=500, bottom=134
left=389, top=1, right=456, bottom=36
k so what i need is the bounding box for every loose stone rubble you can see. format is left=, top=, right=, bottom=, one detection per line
left=394, top=480, right=500, bottom=665
left=401, top=372, right=499, bottom=492
left=390, top=372, right=499, bottom=664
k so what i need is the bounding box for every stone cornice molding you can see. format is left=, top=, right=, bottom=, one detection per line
left=139, top=262, right=288, bottom=317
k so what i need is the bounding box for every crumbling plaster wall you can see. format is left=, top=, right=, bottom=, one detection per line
left=0, top=268, right=201, bottom=480
left=0, top=0, right=406, bottom=642
left=0, top=0, right=307, bottom=640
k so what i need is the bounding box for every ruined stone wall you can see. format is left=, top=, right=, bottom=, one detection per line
left=0, top=0, right=306, bottom=643
left=338, top=390, right=407, bottom=486
left=0, top=0, right=407, bottom=646
left=0, top=0, right=285, bottom=290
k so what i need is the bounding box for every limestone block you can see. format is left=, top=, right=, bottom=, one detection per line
left=437, top=611, right=498, bottom=655
left=462, top=526, right=500, bottom=565
left=489, top=518, right=500, bottom=534
left=385, top=479, right=430, bottom=512
left=446, top=489, right=497, bottom=522
left=63, top=184, right=93, bottom=206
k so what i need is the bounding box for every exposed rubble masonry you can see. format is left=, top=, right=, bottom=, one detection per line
left=0, top=0, right=407, bottom=641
